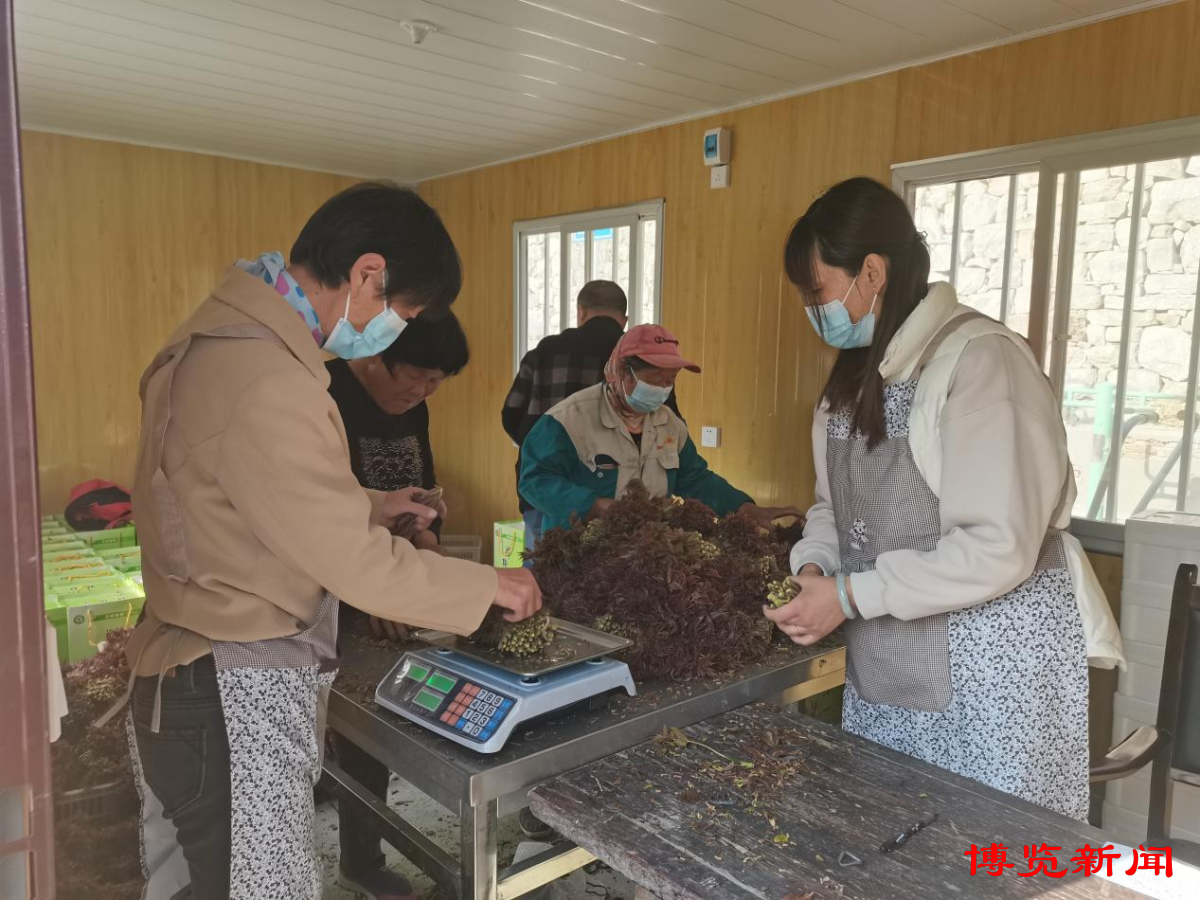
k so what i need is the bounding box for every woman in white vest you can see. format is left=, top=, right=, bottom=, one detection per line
left=769, top=177, right=1122, bottom=821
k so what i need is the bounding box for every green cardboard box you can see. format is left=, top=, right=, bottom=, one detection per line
left=493, top=519, right=526, bottom=568
left=42, top=533, right=86, bottom=549
left=50, top=575, right=142, bottom=598
left=97, top=547, right=142, bottom=574
left=42, top=547, right=99, bottom=565
left=64, top=594, right=145, bottom=662
left=74, top=524, right=138, bottom=551
left=45, top=594, right=68, bottom=664
left=44, top=560, right=111, bottom=580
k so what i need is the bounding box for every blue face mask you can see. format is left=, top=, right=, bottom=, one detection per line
left=626, top=371, right=673, bottom=414
left=322, top=277, right=408, bottom=360
left=806, top=272, right=877, bottom=349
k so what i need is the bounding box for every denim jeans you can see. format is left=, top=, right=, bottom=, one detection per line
left=130, top=655, right=232, bottom=900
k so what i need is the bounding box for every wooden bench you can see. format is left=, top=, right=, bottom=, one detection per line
left=531, top=703, right=1169, bottom=899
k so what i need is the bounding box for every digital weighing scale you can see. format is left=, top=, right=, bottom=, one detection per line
left=375, top=618, right=637, bottom=754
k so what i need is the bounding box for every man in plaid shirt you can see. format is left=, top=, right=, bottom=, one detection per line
left=503, top=280, right=679, bottom=553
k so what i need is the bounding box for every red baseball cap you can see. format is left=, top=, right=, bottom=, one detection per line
left=614, top=324, right=701, bottom=373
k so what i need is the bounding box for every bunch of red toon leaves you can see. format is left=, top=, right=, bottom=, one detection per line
left=53, top=628, right=143, bottom=900
left=528, top=482, right=799, bottom=681
left=53, top=628, right=134, bottom=791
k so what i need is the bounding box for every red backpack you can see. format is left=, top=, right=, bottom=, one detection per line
left=64, top=480, right=133, bottom=531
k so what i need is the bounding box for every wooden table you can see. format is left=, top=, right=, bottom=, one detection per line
left=529, top=704, right=1167, bottom=900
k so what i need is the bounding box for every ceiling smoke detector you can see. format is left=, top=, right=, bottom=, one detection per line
left=401, top=19, right=438, bottom=45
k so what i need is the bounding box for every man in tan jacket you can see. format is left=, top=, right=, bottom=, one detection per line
left=118, top=182, right=540, bottom=900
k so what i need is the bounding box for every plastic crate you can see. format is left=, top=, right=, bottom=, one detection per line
left=440, top=534, right=482, bottom=563
left=55, top=781, right=137, bottom=823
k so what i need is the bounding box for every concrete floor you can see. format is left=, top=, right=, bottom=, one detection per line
left=316, top=775, right=639, bottom=900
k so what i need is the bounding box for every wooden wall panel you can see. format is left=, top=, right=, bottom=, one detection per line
left=422, top=75, right=899, bottom=543
left=21, top=131, right=356, bottom=512
left=892, top=0, right=1200, bottom=163
left=421, top=0, right=1200, bottom=550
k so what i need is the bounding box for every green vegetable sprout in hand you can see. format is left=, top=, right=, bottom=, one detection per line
left=766, top=578, right=800, bottom=608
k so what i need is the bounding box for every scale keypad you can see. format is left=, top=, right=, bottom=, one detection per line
left=441, top=684, right=514, bottom=742
left=399, top=661, right=513, bottom=744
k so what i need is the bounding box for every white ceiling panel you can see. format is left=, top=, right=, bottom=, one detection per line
left=529, top=0, right=843, bottom=79
left=942, top=0, right=1081, bottom=33
left=13, top=0, right=1181, bottom=182
left=17, top=33, right=571, bottom=143
left=422, top=0, right=795, bottom=93
left=835, top=0, right=1007, bottom=42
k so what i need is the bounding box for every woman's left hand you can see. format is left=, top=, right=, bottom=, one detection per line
left=764, top=573, right=846, bottom=646
left=740, top=502, right=806, bottom=530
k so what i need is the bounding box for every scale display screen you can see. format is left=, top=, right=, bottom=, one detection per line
left=413, top=688, right=443, bottom=712
left=427, top=672, right=456, bottom=693
left=406, top=663, right=430, bottom=682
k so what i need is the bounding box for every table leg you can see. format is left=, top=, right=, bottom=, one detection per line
left=460, top=798, right=499, bottom=900
left=323, top=759, right=461, bottom=898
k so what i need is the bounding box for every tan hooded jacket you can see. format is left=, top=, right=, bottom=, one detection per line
left=125, top=266, right=497, bottom=676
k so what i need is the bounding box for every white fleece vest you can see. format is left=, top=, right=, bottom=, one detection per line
left=891, top=294, right=1124, bottom=670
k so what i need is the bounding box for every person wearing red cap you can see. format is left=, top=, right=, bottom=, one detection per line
left=519, top=324, right=801, bottom=532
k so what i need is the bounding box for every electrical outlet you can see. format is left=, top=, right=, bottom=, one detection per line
left=701, top=426, right=721, bottom=448
left=710, top=165, right=729, bottom=189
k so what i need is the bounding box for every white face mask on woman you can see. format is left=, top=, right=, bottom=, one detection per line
left=321, top=272, right=408, bottom=359
left=806, top=271, right=877, bottom=349
left=625, top=370, right=674, bottom=414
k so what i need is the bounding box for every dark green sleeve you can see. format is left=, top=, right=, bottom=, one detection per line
left=674, top=436, right=753, bottom=516
left=518, top=417, right=600, bottom=531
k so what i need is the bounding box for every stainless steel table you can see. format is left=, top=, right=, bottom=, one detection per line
left=325, top=630, right=846, bottom=900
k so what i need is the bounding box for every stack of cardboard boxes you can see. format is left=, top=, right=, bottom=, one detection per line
left=41, top=515, right=143, bottom=663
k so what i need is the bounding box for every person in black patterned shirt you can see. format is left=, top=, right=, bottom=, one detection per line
left=325, top=311, right=469, bottom=900
left=502, top=281, right=679, bottom=551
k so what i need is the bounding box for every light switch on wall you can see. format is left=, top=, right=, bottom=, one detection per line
left=700, top=426, right=721, bottom=448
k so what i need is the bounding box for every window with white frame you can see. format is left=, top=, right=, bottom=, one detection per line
left=514, top=200, right=664, bottom=371
left=895, top=120, right=1200, bottom=533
